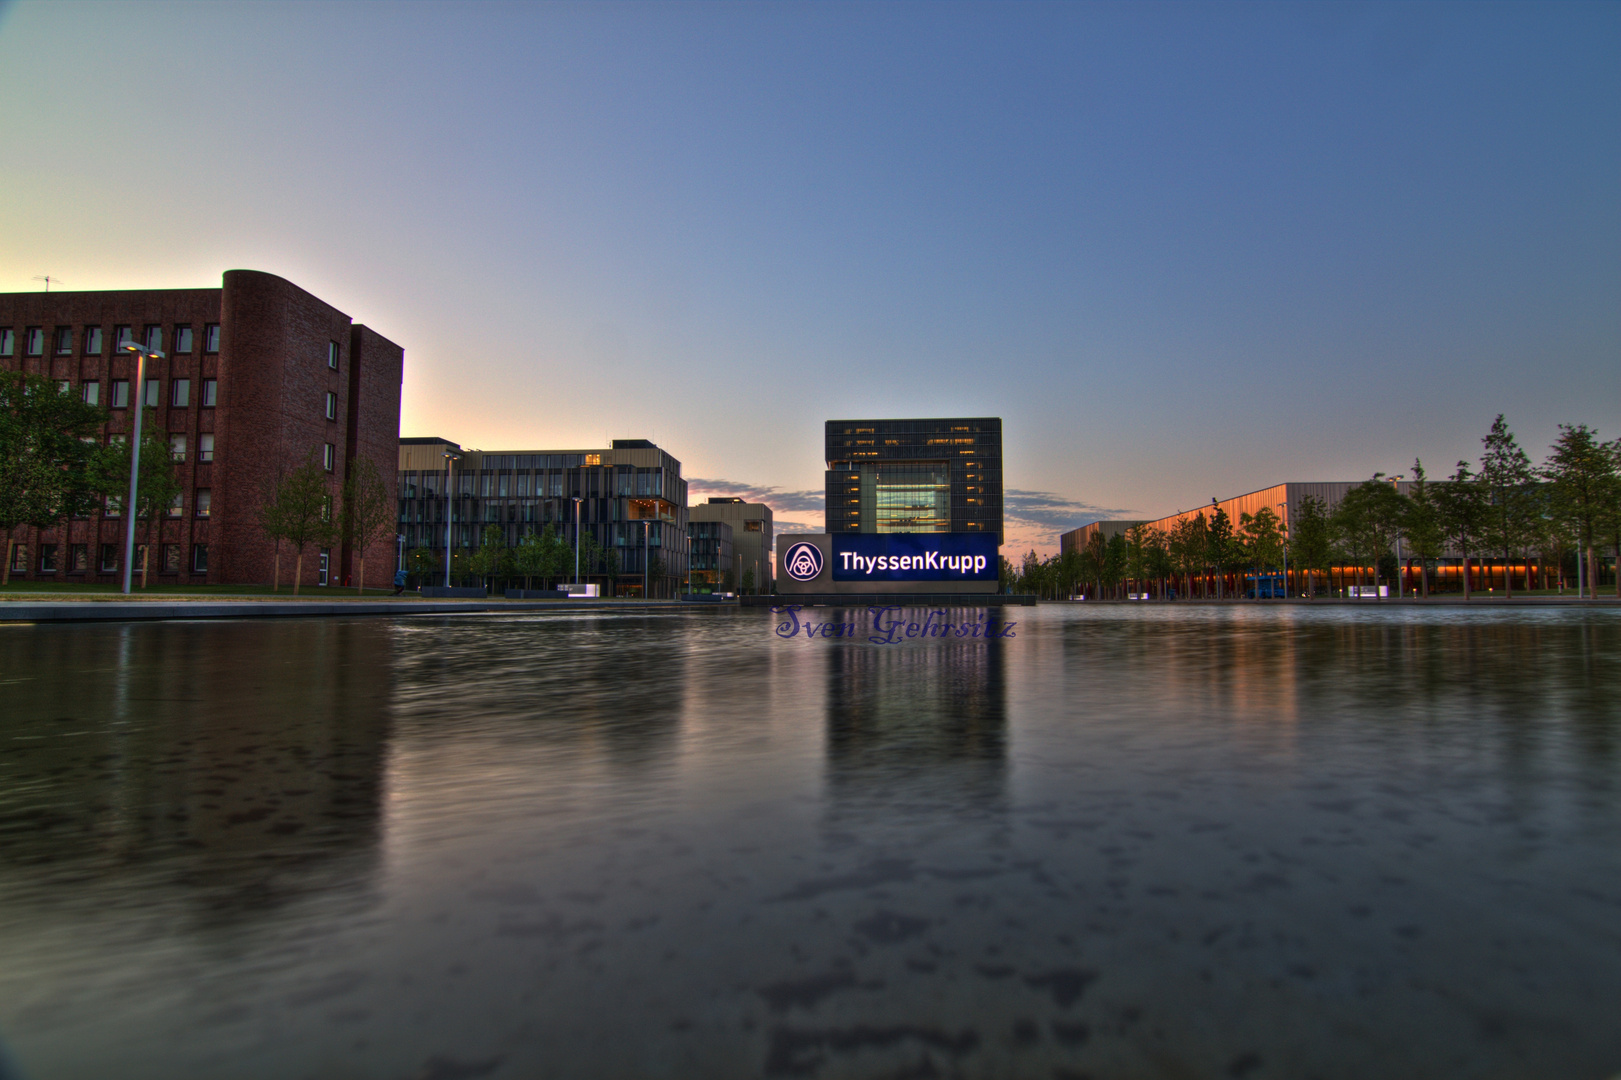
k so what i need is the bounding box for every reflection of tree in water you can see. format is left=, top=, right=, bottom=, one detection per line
left=0, top=620, right=393, bottom=923
left=822, top=608, right=1008, bottom=821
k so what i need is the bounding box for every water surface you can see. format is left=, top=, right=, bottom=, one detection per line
left=2, top=605, right=1619, bottom=1079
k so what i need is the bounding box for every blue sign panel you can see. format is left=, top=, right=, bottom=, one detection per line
left=830, top=533, right=999, bottom=582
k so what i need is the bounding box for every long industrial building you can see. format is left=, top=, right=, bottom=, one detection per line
left=1060, top=481, right=1613, bottom=595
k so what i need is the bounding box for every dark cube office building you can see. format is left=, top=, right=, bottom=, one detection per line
left=825, top=418, right=1003, bottom=544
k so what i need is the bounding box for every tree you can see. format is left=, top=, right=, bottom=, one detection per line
left=1478, top=415, right=1537, bottom=597
left=258, top=452, right=337, bottom=595
left=646, top=551, right=664, bottom=597
left=1169, top=514, right=1207, bottom=599
left=1433, top=460, right=1487, bottom=599
left=1333, top=475, right=1407, bottom=596
left=341, top=455, right=395, bottom=594
left=1403, top=460, right=1445, bottom=598
left=407, top=545, right=439, bottom=585
left=1083, top=532, right=1107, bottom=599
left=1290, top=495, right=1333, bottom=598
left=0, top=372, right=109, bottom=585
left=110, top=412, right=183, bottom=589
left=468, top=524, right=506, bottom=591
left=999, top=556, right=1016, bottom=594
left=1542, top=424, right=1616, bottom=597
left=1238, top=507, right=1284, bottom=597
left=1144, top=527, right=1174, bottom=599
left=1103, top=532, right=1128, bottom=599
left=1206, top=505, right=1235, bottom=599
left=740, top=566, right=754, bottom=595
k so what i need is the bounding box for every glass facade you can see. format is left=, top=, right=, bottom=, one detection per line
left=397, top=438, right=690, bottom=595
left=825, top=418, right=1003, bottom=543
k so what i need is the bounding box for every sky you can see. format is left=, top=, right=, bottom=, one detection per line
left=1, top=1, right=1616, bottom=551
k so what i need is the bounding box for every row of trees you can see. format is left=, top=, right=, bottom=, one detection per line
left=1008, top=417, right=1620, bottom=600
left=257, top=453, right=394, bottom=595
left=404, top=523, right=733, bottom=596
left=0, top=369, right=395, bottom=593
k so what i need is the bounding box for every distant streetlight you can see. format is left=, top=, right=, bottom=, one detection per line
left=443, top=450, right=460, bottom=587
left=118, top=341, right=164, bottom=595
left=396, top=532, right=405, bottom=573
left=642, top=518, right=651, bottom=599
left=571, top=495, right=583, bottom=584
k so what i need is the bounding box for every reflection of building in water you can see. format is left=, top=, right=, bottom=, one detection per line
left=0, top=621, right=394, bottom=920
left=822, top=610, right=1008, bottom=815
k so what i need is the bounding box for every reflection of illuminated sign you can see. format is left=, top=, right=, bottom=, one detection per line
left=831, top=534, right=998, bottom=582
left=783, top=542, right=824, bottom=581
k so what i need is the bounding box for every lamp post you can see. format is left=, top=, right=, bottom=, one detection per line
left=641, top=518, right=651, bottom=598
left=571, top=496, right=582, bottom=584
left=1277, top=501, right=1288, bottom=600
left=118, top=341, right=164, bottom=595
left=396, top=533, right=405, bottom=573
left=443, top=451, right=460, bottom=587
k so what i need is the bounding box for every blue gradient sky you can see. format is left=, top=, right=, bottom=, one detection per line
left=2, top=1, right=1616, bottom=549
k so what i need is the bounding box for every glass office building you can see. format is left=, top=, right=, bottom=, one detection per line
left=825, top=418, right=1003, bottom=544
left=398, top=437, right=688, bottom=596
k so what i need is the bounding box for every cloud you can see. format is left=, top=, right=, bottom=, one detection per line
left=1003, top=489, right=1135, bottom=548
left=688, top=477, right=825, bottom=518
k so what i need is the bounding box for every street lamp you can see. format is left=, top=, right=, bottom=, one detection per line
left=118, top=341, right=164, bottom=595
left=443, top=450, right=460, bottom=587
left=642, top=518, right=650, bottom=599
left=571, top=495, right=582, bottom=584
left=396, top=533, right=406, bottom=574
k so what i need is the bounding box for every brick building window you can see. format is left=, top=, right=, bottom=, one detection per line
left=203, top=324, right=219, bottom=353
left=38, top=544, right=58, bottom=573
left=192, top=545, right=208, bottom=573
left=110, top=380, right=129, bottom=408
left=54, top=327, right=73, bottom=354
left=114, top=326, right=133, bottom=349
left=322, top=443, right=335, bottom=471
left=84, top=326, right=102, bottom=354
left=195, top=489, right=211, bottom=517
left=170, top=435, right=187, bottom=461
left=57, top=380, right=70, bottom=395
left=105, top=493, right=121, bottom=517
left=173, top=326, right=193, bottom=354
left=172, top=379, right=190, bottom=407
left=144, top=326, right=162, bottom=353
left=0, top=328, right=13, bottom=355
left=143, top=380, right=160, bottom=407
left=10, top=544, right=28, bottom=573
left=24, top=328, right=43, bottom=356
left=198, top=433, right=214, bottom=462
left=162, top=544, right=181, bottom=573
left=99, top=544, right=119, bottom=572
left=82, top=381, right=99, bottom=406
left=325, top=391, right=337, bottom=420
left=201, top=379, right=217, bottom=407
left=327, top=341, right=339, bottom=370
left=167, top=492, right=183, bottom=517
left=68, top=544, right=88, bottom=572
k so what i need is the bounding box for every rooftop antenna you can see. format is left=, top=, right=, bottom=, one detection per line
left=33, top=275, right=64, bottom=292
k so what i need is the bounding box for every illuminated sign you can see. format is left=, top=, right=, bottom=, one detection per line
left=830, top=534, right=997, bottom=582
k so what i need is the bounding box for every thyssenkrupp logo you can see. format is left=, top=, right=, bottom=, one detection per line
left=784, top=542, right=824, bottom=582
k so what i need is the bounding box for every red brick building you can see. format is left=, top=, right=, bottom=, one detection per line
left=1, top=270, right=403, bottom=588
